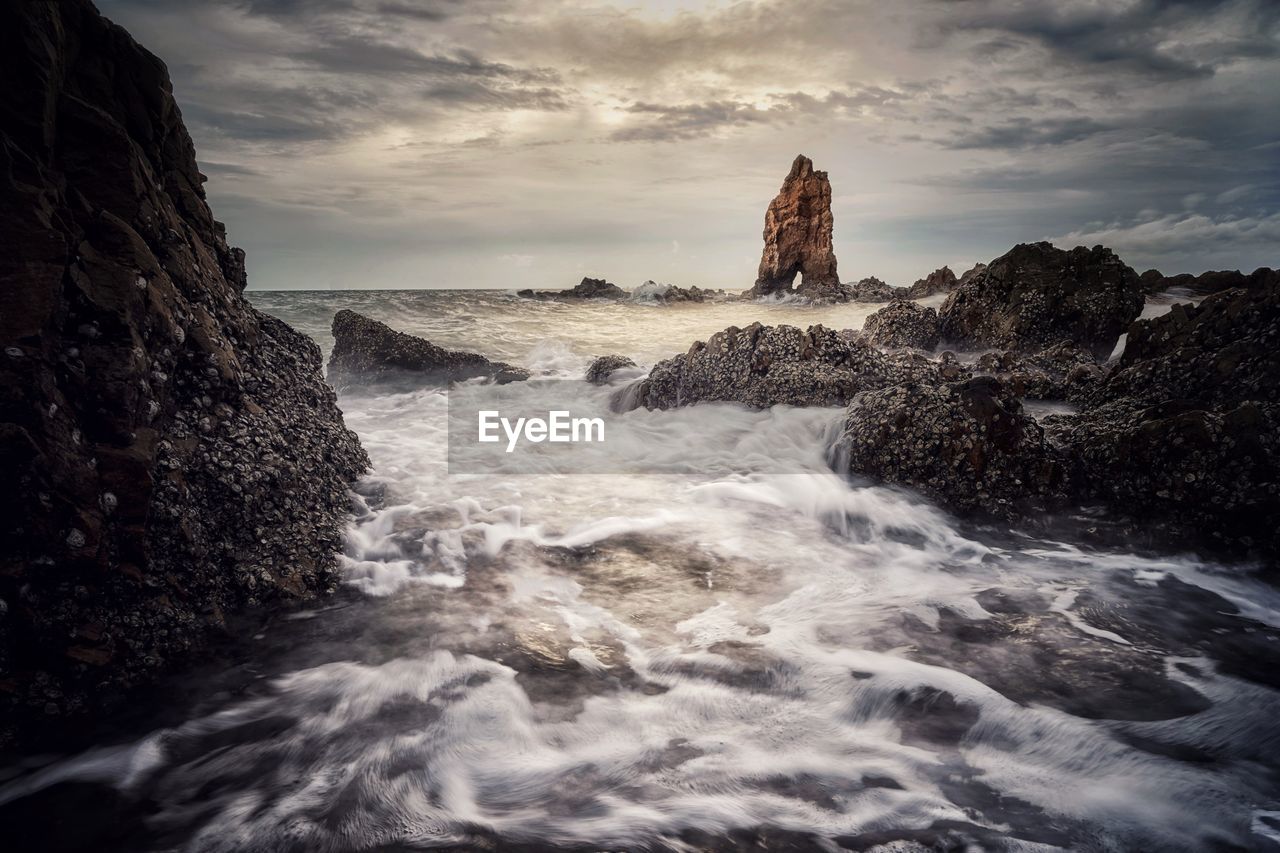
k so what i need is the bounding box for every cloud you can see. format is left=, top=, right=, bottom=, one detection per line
left=1053, top=211, right=1280, bottom=267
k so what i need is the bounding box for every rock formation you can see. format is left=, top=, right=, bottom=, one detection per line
left=938, top=243, right=1144, bottom=359
left=0, top=0, right=368, bottom=739
left=613, top=323, right=945, bottom=411
left=747, top=156, right=840, bottom=300
left=329, top=310, right=528, bottom=387
left=837, top=377, right=1069, bottom=521
left=586, top=354, right=637, bottom=385
left=906, top=266, right=958, bottom=299
left=845, top=276, right=904, bottom=302
left=518, top=277, right=627, bottom=300
left=974, top=344, right=1101, bottom=401
left=862, top=299, right=940, bottom=350
left=632, top=281, right=709, bottom=303
left=1138, top=266, right=1277, bottom=297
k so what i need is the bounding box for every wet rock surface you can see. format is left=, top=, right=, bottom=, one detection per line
left=836, top=377, right=1069, bottom=521
left=862, top=299, right=940, bottom=350
left=938, top=242, right=1144, bottom=358
left=614, top=323, right=943, bottom=411
left=328, top=310, right=529, bottom=387
left=974, top=342, right=1101, bottom=401
left=634, top=281, right=710, bottom=302
left=747, top=155, right=840, bottom=300
left=844, top=276, right=904, bottom=303
left=0, top=0, right=368, bottom=742
left=585, top=354, right=637, bottom=384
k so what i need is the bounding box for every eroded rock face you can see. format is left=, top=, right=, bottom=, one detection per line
left=863, top=299, right=940, bottom=350
left=328, top=310, right=528, bottom=387
left=906, top=266, right=958, bottom=299
left=0, top=0, right=368, bottom=738
left=748, top=156, right=839, bottom=300
left=837, top=377, right=1069, bottom=521
left=974, top=343, right=1101, bottom=401
left=614, top=323, right=941, bottom=411
left=586, top=354, right=637, bottom=384
left=938, top=243, right=1144, bottom=358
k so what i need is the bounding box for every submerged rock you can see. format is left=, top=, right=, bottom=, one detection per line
left=328, top=310, right=528, bottom=387
left=863, top=299, right=940, bottom=350
left=586, top=354, right=637, bottom=384
left=0, top=0, right=368, bottom=741
left=747, top=155, right=840, bottom=300
left=615, top=323, right=942, bottom=411
left=837, top=377, right=1069, bottom=521
left=938, top=242, right=1144, bottom=359
left=906, top=266, right=958, bottom=299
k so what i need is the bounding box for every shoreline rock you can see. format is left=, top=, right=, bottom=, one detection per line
left=0, top=0, right=368, bottom=742
left=518, top=277, right=627, bottom=300
left=863, top=299, right=941, bottom=350
left=938, top=242, right=1144, bottom=359
left=586, top=354, right=637, bottom=384
left=328, top=310, right=529, bottom=387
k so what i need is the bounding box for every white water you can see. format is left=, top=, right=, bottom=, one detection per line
left=4, top=290, right=1278, bottom=852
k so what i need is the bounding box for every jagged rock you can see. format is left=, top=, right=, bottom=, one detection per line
left=863, top=299, right=940, bottom=350
left=1139, top=267, right=1277, bottom=297
left=0, top=0, right=368, bottom=741
left=846, top=276, right=905, bottom=303
left=938, top=242, right=1144, bottom=359
left=975, top=343, right=1101, bottom=401
left=837, top=376, right=1069, bottom=521
left=1090, top=277, right=1279, bottom=409
left=586, top=354, right=636, bottom=384
left=906, top=266, right=958, bottom=299
left=613, top=323, right=941, bottom=411
left=957, top=262, right=987, bottom=287
left=328, top=310, right=528, bottom=387
left=633, top=281, right=708, bottom=303
left=747, top=155, right=840, bottom=299
left=1044, top=400, right=1279, bottom=557
left=518, top=277, right=627, bottom=300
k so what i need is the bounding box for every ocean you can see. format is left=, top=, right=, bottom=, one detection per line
left=3, top=288, right=1278, bottom=852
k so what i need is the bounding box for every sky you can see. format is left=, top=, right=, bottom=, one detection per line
left=97, top=0, right=1280, bottom=291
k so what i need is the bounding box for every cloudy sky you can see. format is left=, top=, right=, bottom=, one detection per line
left=99, top=0, right=1279, bottom=291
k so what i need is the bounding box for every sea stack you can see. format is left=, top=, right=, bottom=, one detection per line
left=748, top=155, right=841, bottom=300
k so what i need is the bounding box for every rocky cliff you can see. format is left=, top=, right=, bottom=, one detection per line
left=0, top=0, right=368, bottom=740
left=748, top=155, right=840, bottom=300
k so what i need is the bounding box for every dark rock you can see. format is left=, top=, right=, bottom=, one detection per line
left=1090, top=276, right=1280, bottom=409
left=0, top=0, right=368, bottom=742
left=1140, top=266, right=1277, bottom=297
left=328, top=310, right=528, bottom=387
left=845, top=276, right=905, bottom=303
left=974, top=342, right=1100, bottom=401
left=957, top=262, right=987, bottom=287
left=614, top=323, right=942, bottom=411
left=836, top=377, right=1070, bottom=521
left=905, top=266, right=958, bottom=299
left=863, top=299, right=940, bottom=350
left=634, top=281, right=709, bottom=303
left=585, top=354, right=636, bottom=385
left=517, top=277, right=627, bottom=300
left=747, top=155, right=840, bottom=300
left=938, top=242, right=1144, bottom=359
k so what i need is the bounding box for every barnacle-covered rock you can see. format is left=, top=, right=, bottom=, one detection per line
left=837, top=377, right=1070, bottom=521
left=906, top=266, right=958, bottom=299
left=938, top=242, right=1144, bottom=358
left=614, top=323, right=941, bottom=411
left=586, top=354, right=637, bottom=384
left=863, top=299, right=940, bottom=350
